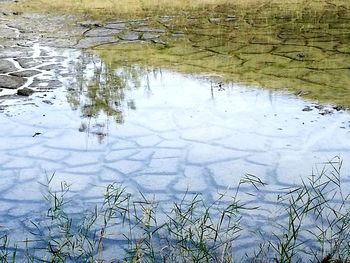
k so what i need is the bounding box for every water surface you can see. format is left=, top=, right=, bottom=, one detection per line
left=1, top=48, right=350, bottom=241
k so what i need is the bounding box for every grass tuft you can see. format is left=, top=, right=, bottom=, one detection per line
left=0, top=157, right=349, bottom=262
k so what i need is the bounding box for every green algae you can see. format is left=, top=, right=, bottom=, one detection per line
left=91, top=1, right=350, bottom=107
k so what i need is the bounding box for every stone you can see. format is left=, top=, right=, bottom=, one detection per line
left=0, top=48, right=31, bottom=59
left=17, top=87, right=34, bottom=96
left=85, top=28, right=121, bottom=37
left=141, top=33, right=160, bottom=40
left=119, top=31, right=139, bottom=41
left=104, top=23, right=127, bottom=30
left=0, top=59, right=17, bottom=73
left=134, top=27, right=165, bottom=33
left=75, top=36, right=119, bottom=48
left=42, top=100, right=53, bottom=105
left=10, top=69, right=41, bottom=77
left=14, top=58, right=41, bottom=68
left=0, top=74, right=26, bottom=89
left=37, top=64, right=60, bottom=71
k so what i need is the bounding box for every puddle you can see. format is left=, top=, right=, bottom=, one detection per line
left=0, top=2, right=349, bottom=258
left=1, top=45, right=350, bottom=259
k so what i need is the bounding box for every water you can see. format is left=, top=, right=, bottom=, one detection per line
left=1, top=46, right=350, bottom=258
left=0, top=1, right=349, bottom=259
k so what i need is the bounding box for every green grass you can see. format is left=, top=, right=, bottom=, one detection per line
left=2, top=0, right=334, bottom=20
left=0, top=157, right=349, bottom=262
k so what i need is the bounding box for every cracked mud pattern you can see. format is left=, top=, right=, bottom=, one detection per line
left=0, top=2, right=350, bottom=259
left=89, top=4, right=350, bottom=106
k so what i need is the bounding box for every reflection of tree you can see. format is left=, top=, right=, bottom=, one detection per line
left=67, top=52, right=150, bottom=124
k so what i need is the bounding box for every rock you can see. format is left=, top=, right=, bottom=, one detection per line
left=37, top=64, right=60, bottom=71
left=134, top=27, right=165, bottom=33
left=319, top=109, right=333, bottom=115
left=75, top=36, right=119, bottom=49
left=14, top=58, right=41, bottom=68
left=119, top=32, right=139, bottom=41
left=0, top=59, right=17, bottom=73
left=302, top=106, right=313, bottom=112
left=0, top=75, right=26, bottom=89
left=314, top=104, right=324, bottom=110
left=151, top=39, right=168, bottom=45
left=141, top=33, right=160, bottom=40
left=0, top=49, right=31, bottom=59
left=104, top=23, right=127, bottom=30
left=333, top=105, right=346, bottom=111
left=85, top=28, right=121, bottom=37
left=10, top=69, right=41, bottom=77
left=17, top=87, right=34, bottom=96
left=42, top=100, right=53, bottom=105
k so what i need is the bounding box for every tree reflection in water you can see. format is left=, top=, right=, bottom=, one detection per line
left=66, top=52, right=158, bottom=143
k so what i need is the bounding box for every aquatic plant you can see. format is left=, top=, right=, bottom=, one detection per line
left=0, top=158, right=349, bottom=262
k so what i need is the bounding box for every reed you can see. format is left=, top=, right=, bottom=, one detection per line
left=0, top=158, right=348, bottom=262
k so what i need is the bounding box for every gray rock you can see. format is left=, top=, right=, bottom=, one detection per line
left=302, top=106, right=313, bottom=112
left=0, top=59, right=17, bottom=73
left=42, top=100, right=54, bottom=105
left=75, top=36, right=119, bottom=49
left=0, top=48, right=31, bottom=59
left=105, top=23, right=128, bottom=30
left=17, top=87, right=34, bottom=96
left=10, top=69, right=41, bottom=77
left=134, top=27, right=165, bottom=33
left=37, top=64, right=60, bottom=71
left=141, top=33, right=160, bottom=40
left=0, top=28, right=17, bottom=39
left=119, top=32, right=139, bottom=41
left=0, top=75, right=26, bottom=89
left=85, top=28, right=121, bottom=37
left=151, top=39, right=168, bottom=45
left=15, top=58, right=41, bottom=68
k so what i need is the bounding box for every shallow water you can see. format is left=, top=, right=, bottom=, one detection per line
left=0, top=1, right=349, bottom=259
left=1, top=45, right=350, bottom=258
